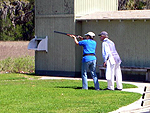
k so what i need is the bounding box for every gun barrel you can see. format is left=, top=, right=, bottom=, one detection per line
left=54, top=31, right=68, bottom=35
left=54, top=31, right=82, bottom=39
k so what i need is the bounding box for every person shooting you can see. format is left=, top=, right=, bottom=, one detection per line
left=68, top=32, right=100, bottom=90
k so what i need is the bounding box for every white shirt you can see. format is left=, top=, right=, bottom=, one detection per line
left=102, top=38, right=121, bottom=65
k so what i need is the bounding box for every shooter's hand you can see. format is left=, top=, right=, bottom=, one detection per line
left=77, top=36, right=84, bottom=40
left=68, top=35, right=79, bottom=45
left=67, top=34, right=76, bottom=38
left=103, top=62, right=107, bottom=68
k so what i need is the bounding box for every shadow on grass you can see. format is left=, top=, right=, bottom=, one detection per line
left=56, top=86, right=103, bottom=90
left=25, top=73, right=36, bottom=75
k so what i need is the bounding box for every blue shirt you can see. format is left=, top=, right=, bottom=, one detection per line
left=79, top=39, right=96, bottom=62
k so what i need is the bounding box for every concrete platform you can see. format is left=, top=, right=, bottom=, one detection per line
left=110, top=81, right=150, bottom=113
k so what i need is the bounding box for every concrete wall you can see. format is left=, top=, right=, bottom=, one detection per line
left=80, top=19, right=150, bottom=68
left=35, top=0, right=77, bottom=76
left=36, top=0, right=74, bottom=15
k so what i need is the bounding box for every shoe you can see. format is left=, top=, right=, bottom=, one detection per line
left=104, top=88, right=113, bottom=91
left=115, top=88, right=122, bottom=91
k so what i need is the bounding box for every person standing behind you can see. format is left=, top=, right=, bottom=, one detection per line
left=98, top=31, right=122, bottom=90
left=68, top=32, right=100, bottom=90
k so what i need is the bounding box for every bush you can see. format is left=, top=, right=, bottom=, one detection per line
left=0, top=56, right=35, bottom=73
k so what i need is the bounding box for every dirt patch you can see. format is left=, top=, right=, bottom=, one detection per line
left=0, top=41, right=35, bottom=60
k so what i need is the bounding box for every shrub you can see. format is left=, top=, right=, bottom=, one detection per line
left=0, top=56, right=35, bottom=73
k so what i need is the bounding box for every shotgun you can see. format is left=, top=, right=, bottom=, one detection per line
left=54, top=31, right=83, bottom=39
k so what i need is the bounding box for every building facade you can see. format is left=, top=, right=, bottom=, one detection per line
left=34, top=0, right=150, bottom=81
left=35, top=0, right=118, bottom=77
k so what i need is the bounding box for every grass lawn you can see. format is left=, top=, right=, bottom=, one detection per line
left=0, top=73, right=142, bottom=113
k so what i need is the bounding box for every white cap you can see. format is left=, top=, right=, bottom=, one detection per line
left=85, top=32, right=95, bottom=38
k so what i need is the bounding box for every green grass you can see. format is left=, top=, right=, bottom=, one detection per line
left=0, top=73, right=141, bottom=113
